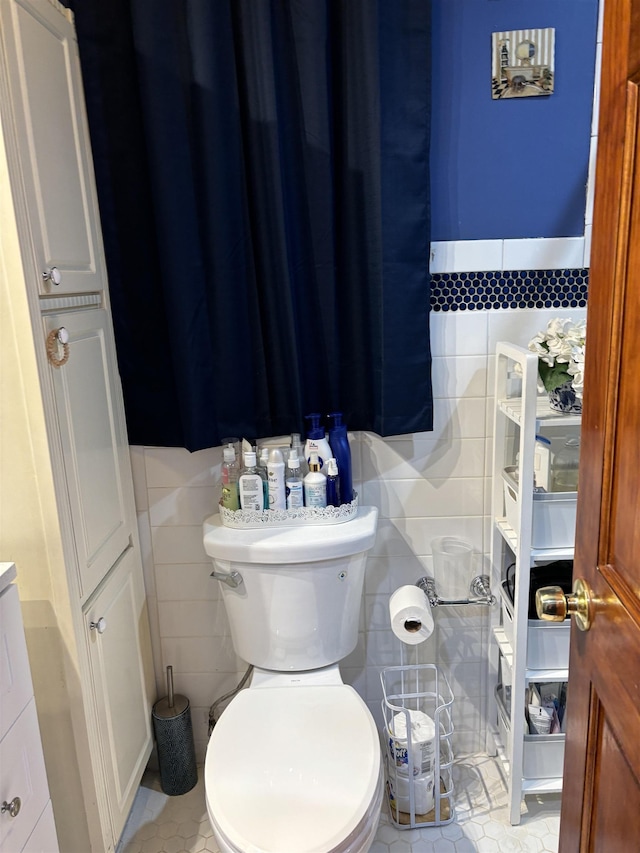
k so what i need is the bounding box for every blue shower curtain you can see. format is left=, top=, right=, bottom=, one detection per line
left=69, top=0, right=433, bottom=451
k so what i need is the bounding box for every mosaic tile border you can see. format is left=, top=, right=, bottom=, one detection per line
left=430, top=268, right=589, bottom=312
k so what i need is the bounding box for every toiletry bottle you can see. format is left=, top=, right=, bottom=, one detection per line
left=290, top=432, right=307, bottom=476
left=328, top=412, right=353, bottom=503
left=221, top=444, right=240, bottom=510
left=326, top=457, right=341, bottom=507
left=258, top=446, right=270, bottom=505
left=285, top=451, right=304, bottom=509
left=304, top=451, right=327, bottom=507
left=267, top=448, right=286, bottom=510
left=304, top=413, right=332, bottom=471
left=239, top=450, right=267, bottom=511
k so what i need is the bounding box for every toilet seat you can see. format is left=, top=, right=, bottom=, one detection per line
left=205, top=684, right=383, bottom=853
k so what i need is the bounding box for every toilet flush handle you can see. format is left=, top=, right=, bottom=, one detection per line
left=210, top=570, right=243, bottom=588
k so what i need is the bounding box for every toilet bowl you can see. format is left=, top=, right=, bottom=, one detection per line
left=202, top=506, right=381, bottom=853
left=204, top=667, right=383, bottom=853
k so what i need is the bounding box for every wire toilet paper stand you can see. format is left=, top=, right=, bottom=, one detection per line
left=381, top=663, right=455, bottom=828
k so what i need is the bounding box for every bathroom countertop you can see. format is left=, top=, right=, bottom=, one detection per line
left=0, top=562, right=17, bottom=595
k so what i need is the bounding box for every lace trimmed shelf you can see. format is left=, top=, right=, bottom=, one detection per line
left=218, top=492, right=359, bottom=528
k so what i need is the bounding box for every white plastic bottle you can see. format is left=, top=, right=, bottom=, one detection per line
left=221, top=444, right=240, bottom=510
left=239, top=451, right=267, bottom=511
left=304, top=451, right=327, bottom=508
left=304, top=413, right=332, bottom=471
left=286, top=451, right=304, bottom=509
left=267, top=448, right=286, bottom=510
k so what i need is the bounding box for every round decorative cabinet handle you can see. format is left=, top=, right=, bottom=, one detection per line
left=90, top=617, right=107, bottom=634
left=45, top=327, right=70, bottom=368
left=1, top=797, right=21, bottom=818
left=42, top=266, right=62, bottom=285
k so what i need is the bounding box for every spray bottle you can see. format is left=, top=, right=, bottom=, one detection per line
left=285, top=451, right=304, bottom=509
left=326, top=458, right=341, bottom=507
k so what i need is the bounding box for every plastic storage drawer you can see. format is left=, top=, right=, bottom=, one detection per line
left=501, top=601, right=570, bottom=670
left=502, top=467, right=577, bottom=548
left=496, top=690, right=565, bottom=780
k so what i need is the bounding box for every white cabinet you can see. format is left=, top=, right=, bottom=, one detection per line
left=43, top=309, right=132, bottom=600
left=85, top=549, right=152, bottom=837
left=0, top=0, right=107, bottom=296
left=0, top=565, right=59, bottom=853
left=489, top=343, right=579, bottom=825
left=0, top=1, right=153, bottom=851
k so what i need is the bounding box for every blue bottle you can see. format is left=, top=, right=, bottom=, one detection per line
left=327, top=413, right=353, bottom=504
left=326, top=458, right=341, bottom=507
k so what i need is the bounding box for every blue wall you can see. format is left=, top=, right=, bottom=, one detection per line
left=431, top=0, right=599, bottom=242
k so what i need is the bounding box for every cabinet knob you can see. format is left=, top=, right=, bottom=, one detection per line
left=536, top=577, right=594, bottom=632
left=42, top=266, right=62, bottom=286
left=1, top=797, right=21, bottom=818
left=90, top=616, right=107, bottom=634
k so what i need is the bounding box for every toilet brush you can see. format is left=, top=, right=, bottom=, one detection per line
left=152, top=665, right=198, bottom=795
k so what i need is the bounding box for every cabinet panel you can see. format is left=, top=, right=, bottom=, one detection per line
left=85, top=548, right=152, bottom=842
left=0, top=0, right=106, bottom=295
left=22, top=802, right=58, bottom=853
left=0, top=700, right=50, bottom=853
left=0, top=585, right=33, bottom=742
left=44, top=309, right=131, bottom=599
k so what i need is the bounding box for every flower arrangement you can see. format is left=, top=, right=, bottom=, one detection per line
left=527, top=318, right=586, bottom=398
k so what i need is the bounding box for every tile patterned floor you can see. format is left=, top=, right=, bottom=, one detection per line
left=117, top=755, right=560, bottom=853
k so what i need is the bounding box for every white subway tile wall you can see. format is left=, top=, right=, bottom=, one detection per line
left=131, top=305, right=587, bottom=762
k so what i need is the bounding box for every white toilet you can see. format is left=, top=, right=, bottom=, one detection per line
left=202, top=506, right=383, bottom=853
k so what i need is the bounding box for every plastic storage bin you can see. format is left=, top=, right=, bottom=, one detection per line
left=381, top=664, right=454, bottom=828
left=496, top=687, right=565, bottom=779
left=501, top=598, right=570, bottom=670
left=502, top=467, right=577, bottom=548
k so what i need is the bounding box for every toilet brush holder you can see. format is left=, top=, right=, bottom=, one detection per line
left=152, top=665, right=198, bottom=796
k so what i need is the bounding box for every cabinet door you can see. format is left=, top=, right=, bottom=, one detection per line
left=0, top=700, right=50, bottom=853
left=22, top=802, right=59, bottom=853
left=0, top=0, right=107, bottom=295
left=44, top=309, right=131, bottom=599
left=0, top=584, right=33, bottom=741
left=85, top=548, right=152, bottom=844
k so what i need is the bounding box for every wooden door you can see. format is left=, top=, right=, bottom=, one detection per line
left=0, top=0, right=107, bottom=295
left=558, top=0, right=640, bottom=849
left=43, top=308, right=132, bottom=600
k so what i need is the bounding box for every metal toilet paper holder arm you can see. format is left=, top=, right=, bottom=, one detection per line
left=415, top=575, right=496, bottom=608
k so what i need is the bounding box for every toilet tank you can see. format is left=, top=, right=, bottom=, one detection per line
left=203, top=506, right=378, bottom=671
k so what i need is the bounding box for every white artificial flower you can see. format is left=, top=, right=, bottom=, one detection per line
left=527, top=317, right=587, bottom=395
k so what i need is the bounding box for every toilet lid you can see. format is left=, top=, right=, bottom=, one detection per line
left=205, top=685, right=381, bottom=853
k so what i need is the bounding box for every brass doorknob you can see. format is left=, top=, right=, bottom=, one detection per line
left=535, top=577, right=594, bottom=632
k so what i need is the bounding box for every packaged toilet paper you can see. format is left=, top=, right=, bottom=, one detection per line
left=387, top=709, right=436, bottom=776
left=387, top=767, right=435, bottom=815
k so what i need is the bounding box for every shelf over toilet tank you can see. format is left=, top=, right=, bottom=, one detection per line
left=203, top=505, right=378, bottom=564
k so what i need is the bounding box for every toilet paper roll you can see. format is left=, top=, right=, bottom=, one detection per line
left=389, top=585, right=434, bottom=645
left=387, top=710, right=437, bottom=776
left=387, top=766, right=435, bottom=815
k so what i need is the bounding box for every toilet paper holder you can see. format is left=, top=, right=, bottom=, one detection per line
left=415, top=575, right=496, bottom=608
